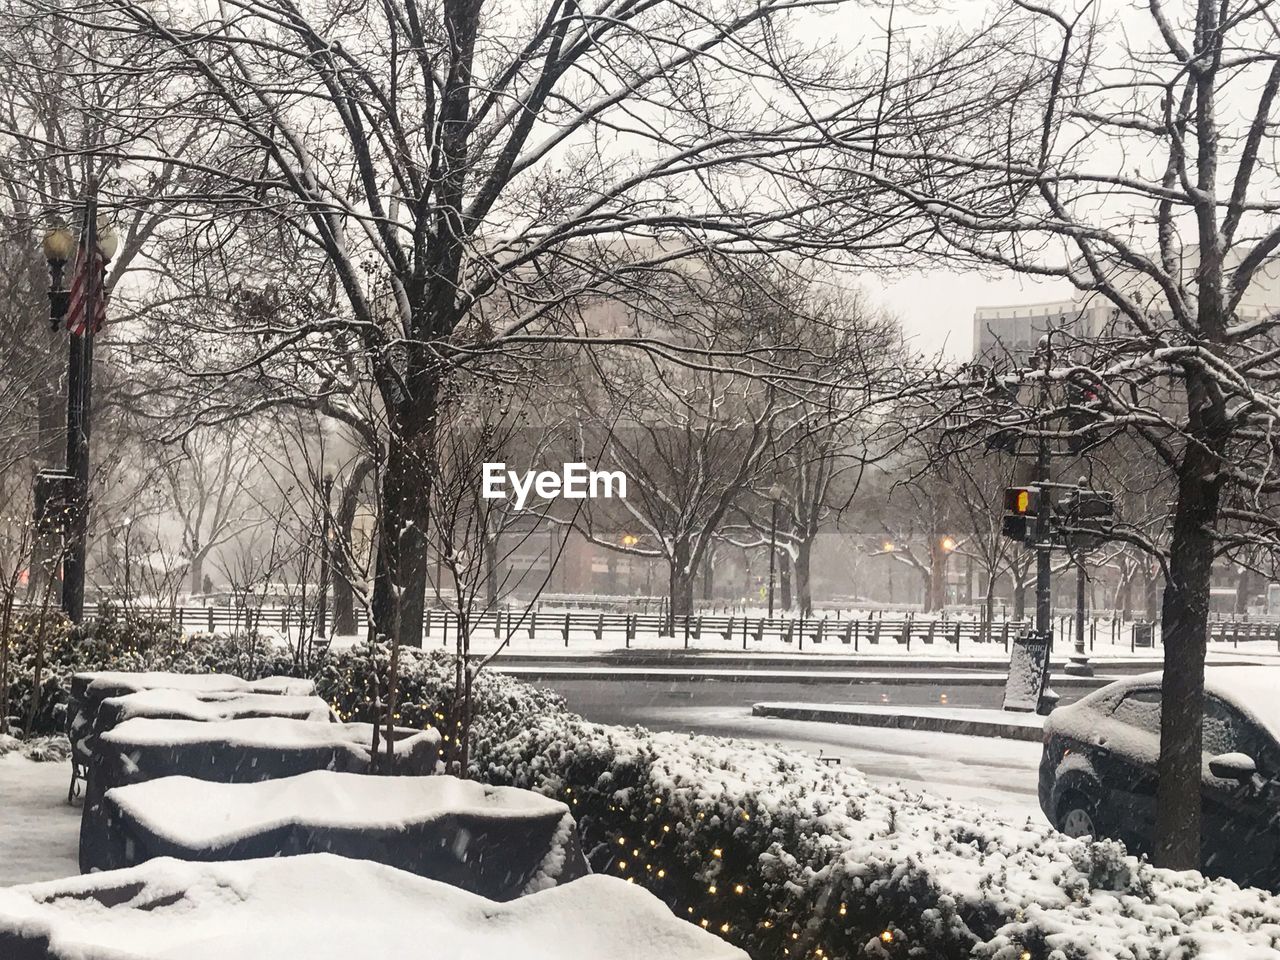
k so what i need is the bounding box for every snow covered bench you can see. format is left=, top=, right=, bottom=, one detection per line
left=97, top=770, right=589, bottom=899
left=0, top=854, right=745, bottom=960
left=80, top=717, right=441, bottom=872
left=67, top=672, right=317, bottom=802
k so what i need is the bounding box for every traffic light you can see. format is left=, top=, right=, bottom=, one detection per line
left=1002, top=485, right=1040, bottom=543
left=1066, top=383, right=1102, bottom=454
left=1061, top=488, right=1115, bottom=547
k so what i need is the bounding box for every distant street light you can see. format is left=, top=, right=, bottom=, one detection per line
left=941, top=536, right=957, bottom=553
left=621, top=533, right=638, bottom=547
left=767, top=483, right=786, bottom=618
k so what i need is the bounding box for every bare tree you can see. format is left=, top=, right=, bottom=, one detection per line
left=820, top=0, right=1280, bottom=867
left=27, top=0, right=995, bottom=648
left=158, top=425, right=265, bottom=596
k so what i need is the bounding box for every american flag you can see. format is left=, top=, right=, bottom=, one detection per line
left=65, top=240, right=108, bottom=337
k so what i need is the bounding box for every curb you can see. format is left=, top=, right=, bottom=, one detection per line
left=479, top=651, right=1267, bottom=673
left=492, top=665, right=1116, bottom=687
left=751, top=702, right=1045, bottom=741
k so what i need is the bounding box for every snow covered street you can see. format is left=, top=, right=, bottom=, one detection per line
left=607, top=705, right=1046, bottom=822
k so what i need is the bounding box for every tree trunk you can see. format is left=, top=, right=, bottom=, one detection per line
left=1144, top=567, right=1161, bottom=622
left=26, top=337, right=64, bottom=601
left=1154, top=393, right=1226, bottom=871
left=779, top=552, right=792, bottom=611
left=484, top=528, right=499, bottom=608
left=1116, top=566, right=1133, bottom=620
left=372, top=428, right=433, bottom=648
left=701, top=547, right=714, bottom=601
left=929, top=546, right=947, bottom=612
left=794, top=539, right=814, bottom=615
left=668, top=541, right=695, bottom=622
left=1234, top=565, right=1254, bottom=616
left=1012, top=571, right=1027, bottom=620
left=188, top=550, right=205, bottom=597
left=332, top=458, right=373, bottom=635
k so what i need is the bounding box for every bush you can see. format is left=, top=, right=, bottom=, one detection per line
left=316, top=645, right=568, bottom=763
left=476, top=714, right=1280, bottom=960
left=1, top=602, right=299, bottom=736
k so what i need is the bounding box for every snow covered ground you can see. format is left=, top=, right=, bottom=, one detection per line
left=0, top=755, right=80, bottom=885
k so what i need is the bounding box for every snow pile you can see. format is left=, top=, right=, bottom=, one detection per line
left=97, top=771, right=590, bottom=898
left=100, top=689, right=333, bottom=725
left=75, top=670, right=315, bottom=700
left=479, top=713, right=1280, bottom=960
left=100, top=715, right=432, bottom=753
left=107, top=770, right=574, bottom=846
left=0, top=854, right=746, bottom=960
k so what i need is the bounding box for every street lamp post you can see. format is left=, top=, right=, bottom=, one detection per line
left=317, top=474, right=333, bottom=640
left=767, top=499, right=778, bottom=618
left=42, top=209, right=118, bottom=623
left=765, top=483, right=786, bottom=618
left=881, top=540, right=895, bottom=603
left=1066, top=478, right=1094, bottom=677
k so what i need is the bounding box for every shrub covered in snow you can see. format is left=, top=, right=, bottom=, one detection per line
left=3, top=605, right=297, bottom=737
left=0, top=732, right=71, bottom=762
left=477, top=713, right=1280, bottom=960
left=316, top=644, right=568, bottom=762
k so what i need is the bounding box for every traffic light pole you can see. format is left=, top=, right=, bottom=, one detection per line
left=1035, top=350, right=1053, bottom=641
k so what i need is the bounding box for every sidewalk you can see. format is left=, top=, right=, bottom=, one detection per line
left=751, top=702, right=1047, bottom=741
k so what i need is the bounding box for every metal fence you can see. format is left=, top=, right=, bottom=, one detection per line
left=15, top=601, right=1278, bottom=653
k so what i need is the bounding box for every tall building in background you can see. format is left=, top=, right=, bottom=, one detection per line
left=971, top=299, right=1113, bottom=365
left=973, top=247, right=1280, bottom=364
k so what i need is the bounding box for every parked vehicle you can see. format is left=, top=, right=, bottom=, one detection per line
left=1040, top=668, right=1280, bottom=889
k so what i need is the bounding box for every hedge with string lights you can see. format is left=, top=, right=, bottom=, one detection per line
left=476, top=714, right=984, bottom=960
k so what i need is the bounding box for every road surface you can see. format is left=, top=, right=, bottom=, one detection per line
left=539, top=677, right=1050, bottom=822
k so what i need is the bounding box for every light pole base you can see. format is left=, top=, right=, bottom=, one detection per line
left=1063, top=655, right=1094, bottom=677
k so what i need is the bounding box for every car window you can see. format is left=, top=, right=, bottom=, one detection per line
left=1110, top=689, right=1162, bottom=733
left=1108, top=691, right=1269, bottom=768
left=1203, top=697, right=1266, bottom=763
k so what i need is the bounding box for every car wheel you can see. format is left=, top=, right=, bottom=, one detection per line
left=1057, top=791, right=1100, bottom=839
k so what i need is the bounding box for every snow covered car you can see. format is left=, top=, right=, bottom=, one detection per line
left=1039, top=667, right=1280, bottom=888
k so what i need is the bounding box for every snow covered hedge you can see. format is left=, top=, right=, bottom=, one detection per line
left=2, top=604, right=294, bottom=737
left=477, top=714, right=1280, bottom=960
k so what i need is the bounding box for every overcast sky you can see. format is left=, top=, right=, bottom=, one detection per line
left=862, top=267, right=1073, bottom=361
